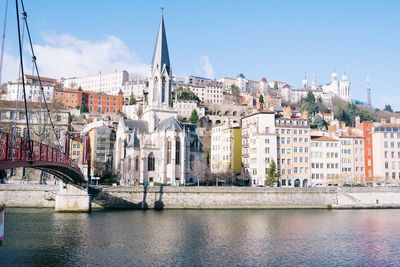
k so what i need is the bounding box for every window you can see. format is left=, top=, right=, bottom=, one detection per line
left=148, top=153, right=155, bottom=171
left=135, top=156, right=139, bottom=171
left=167, top=139, right=172, bottom=164
left=176, top=138, right=180, bottom=165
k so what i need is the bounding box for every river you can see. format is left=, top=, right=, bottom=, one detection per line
left=1, top=209, right=400, bottom=266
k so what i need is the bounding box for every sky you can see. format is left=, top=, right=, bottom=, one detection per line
left=1, top=0, right=400, bottom=110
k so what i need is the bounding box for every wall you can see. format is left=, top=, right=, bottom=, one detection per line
left=2, top=185, right=400, bottom=209
left=0, top=185, right=58, bottom=208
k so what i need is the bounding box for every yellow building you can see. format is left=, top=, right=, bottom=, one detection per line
left=70, top=138, right=84, bottom=167
left=211, top=122, right=242, bottom=174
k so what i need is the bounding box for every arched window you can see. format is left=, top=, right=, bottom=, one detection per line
left=162, top=76, right=166, bottom=103
left=175, top=138, right=181, bottom=165
left=167, top=139, right=172, bottom=164
left=135, top=156, right=139, bottom=171
left=148, top=153, right=155, bottom=171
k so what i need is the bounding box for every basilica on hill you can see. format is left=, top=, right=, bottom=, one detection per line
left=114, top=11, right=202, bottom=186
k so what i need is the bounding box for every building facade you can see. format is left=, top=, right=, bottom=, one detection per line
left=54, top=88, right=124, bottom=114
left=311, top=136, right=341, bottom=186
left=276, top=116, right=311, bottom=187
left=211, top=121, right=242, bottom=174
left=241, top=111, right=277, bottom=186
left=62, top=70, right=129, bottom=95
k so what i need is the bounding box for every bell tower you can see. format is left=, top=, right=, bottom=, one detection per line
left=148, top=8, right=172, bottom=108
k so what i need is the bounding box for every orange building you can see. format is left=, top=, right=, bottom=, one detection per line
left=358, top=121, right=374, bottom=184
left=54, top=88, right=124, bottom=114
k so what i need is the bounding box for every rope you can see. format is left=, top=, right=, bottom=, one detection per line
left=15, top=0, right=31, bottom=157
left=0, top=0, right=8, bottom=85
left=20, top=0, right=62, bottom=150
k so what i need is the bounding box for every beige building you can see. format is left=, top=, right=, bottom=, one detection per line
left=311, top=136, right=341, bottom=186
left=0, top=101, right=71, bottom=183
left=241, top=111, right=277, bottom=186
left=372, top=124, right=400, bottom=185
left=211, top=121, right=242, bottom=174
left=190, top=85, right=223, bottom=104
left=276, top=116, right=311, bottom=187
left=339, top=135, right=365, bottom=185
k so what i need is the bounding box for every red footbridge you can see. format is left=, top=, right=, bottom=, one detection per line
left=0, top=132, right=85, bottom=184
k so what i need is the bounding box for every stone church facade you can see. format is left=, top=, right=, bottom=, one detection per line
left=114, top=12, right=202, bottom=186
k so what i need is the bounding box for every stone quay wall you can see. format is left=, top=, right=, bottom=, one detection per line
left=0, top=184, right=59, bottom=208
left=2, top=184, right=400, bottom=209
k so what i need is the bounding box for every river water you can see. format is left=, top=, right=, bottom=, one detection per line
left=1, top=209, right=400, bottom=266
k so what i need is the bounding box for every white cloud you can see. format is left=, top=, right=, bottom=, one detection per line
left=1, top=51, right=20, bottom=83
left=30, top=33, right=149, bottom=79
left=195, top=56, right=214, bottom=79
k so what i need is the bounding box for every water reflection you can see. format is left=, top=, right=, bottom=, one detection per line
left=1, top=209, right=400, bottom=266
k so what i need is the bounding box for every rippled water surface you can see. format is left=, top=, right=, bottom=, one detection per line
left=1, top=209, right=400, bottom=266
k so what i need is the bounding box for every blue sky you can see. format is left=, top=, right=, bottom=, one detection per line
left=2, top=0, right=400, bottom=109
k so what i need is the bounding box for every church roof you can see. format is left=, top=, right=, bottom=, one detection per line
left=156, top=117, right=183, bottom=132
left=236, top=73, right=246, bottom=79
left=124, top=119, right=149, bottom=133
left=151, top=12, right=170, bottom=74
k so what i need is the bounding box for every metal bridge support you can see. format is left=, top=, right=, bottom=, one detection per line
left=55, top=183, right=91, bottom=212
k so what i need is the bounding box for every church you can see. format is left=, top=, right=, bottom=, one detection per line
left=114, top=11, right=202, bottom=186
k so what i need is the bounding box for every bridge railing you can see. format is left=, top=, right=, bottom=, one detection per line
left=0, top=132, right=81, bottom=172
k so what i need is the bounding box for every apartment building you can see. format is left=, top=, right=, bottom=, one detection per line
left=62, top=70, right=129, bottom=95
left=275, top=116, right=311, bottom=187
left=373, top=124, right=400, bottom=185
left=211, top=122, right=242, bottom=174
left=54, top=88, right=124, bottom=114
left=242, top=111, right=277, bottom=186
left=190, top=85, right=223, bottom=104
left=339, top=135, right=365, bottom=185
left=311, top=136, right=341, bottom=186
left=357, top=122, right=374, bottom=183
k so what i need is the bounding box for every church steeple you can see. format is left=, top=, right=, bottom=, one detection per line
left=147, top=8, right=173, bottom=108
left=151, top=8, right=171, bottom=76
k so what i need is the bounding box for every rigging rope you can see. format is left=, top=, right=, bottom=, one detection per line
left=0, top=0, right=8, bottom=85
left=15, top=0, right=31, bottom=157
left=20, top=0, right=62, bottom=150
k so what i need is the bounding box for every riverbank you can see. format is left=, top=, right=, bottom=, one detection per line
left=2, top=184, right=400, bottom=209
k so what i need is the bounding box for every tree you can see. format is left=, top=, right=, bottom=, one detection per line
left=189, top=109, right=199, bottom=124
left=265, top=160, right=279, bottom=187
left=259, top=94, right=264, bottom=104
left=129, top=94, right=137, bottom=105
left=311, top=114, right=328, bottom=130
left=384, top=104, right=393, bottom=113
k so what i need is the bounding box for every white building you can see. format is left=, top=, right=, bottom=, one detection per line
left=339, top=135, right=365, bottom=185
left=218, top=74, right=260, bottom=94
left=322, top=71, right=350, bottom=101
left=122, top=80, right=147, bottom=102
left=2, top=75, right=56, bottom=103
left=241, top=111, right=277, bottom=186
left=62, top=70, right=129, bottom=95
left=190, top=85, right=223, bottom=104
left=311, top=136, right=341, bottom=186
left=114, top=12, right=202, bottom=186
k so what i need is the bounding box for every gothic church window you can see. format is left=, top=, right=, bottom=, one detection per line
left=176, top=138, right=180, bottom=165
left=148, top=153, right=155, bottom=171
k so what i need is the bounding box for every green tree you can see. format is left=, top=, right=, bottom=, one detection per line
left=265, top=160, right=279, bottom=187
left=259, top=94, right=264, bottom=104
left=384, top=104, right=393, bottom=113
left=129, top=94, right=137, bottom=105
left=189, top=109, right=199, bottom=124
left=311, top=114, right=328, bottom=130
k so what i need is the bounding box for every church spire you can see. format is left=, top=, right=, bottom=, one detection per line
left=151, top=8, right=170, bottom=75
